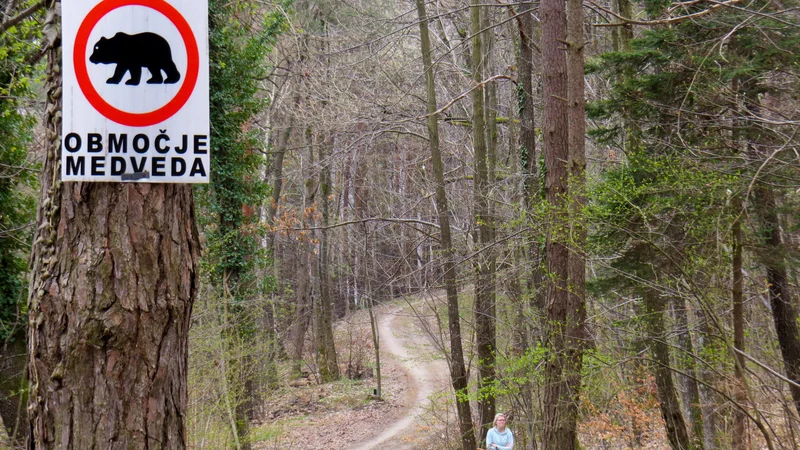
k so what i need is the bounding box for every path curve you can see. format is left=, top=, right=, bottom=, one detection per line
left=352, top=305, right=448, bottom=449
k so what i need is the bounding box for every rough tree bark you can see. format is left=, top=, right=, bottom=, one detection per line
left=540, top=0, right=580, bottom=445
left=512, top=5, right=540, bottom=444
left=415, top=1, right=477, bottom=447
left=26, top=4, right=201, bottom=449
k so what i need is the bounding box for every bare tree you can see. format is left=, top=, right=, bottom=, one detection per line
left=470, top=0, right=496, bottom=439
left=416, top=0, right=476, bottom=447
left=316, top=131, right=339, bottom=382
left=643, top=289, right=693, bottom=450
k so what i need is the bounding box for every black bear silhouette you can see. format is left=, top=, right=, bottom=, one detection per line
left=90, top=32, right=181, bottom=86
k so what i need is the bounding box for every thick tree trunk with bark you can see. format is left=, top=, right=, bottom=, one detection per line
left=514, top=4, right=547, bottom=338
left=643, top=290, right=693, bottom=450
left=28, top=138, right=200, bottom=449
left=415, top=1, right=476, bottom=448
left=26, top=6, right=200, bottom=448
left=540, top=0, right=581, bottom=445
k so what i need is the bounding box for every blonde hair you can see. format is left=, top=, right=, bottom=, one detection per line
left=493, top=413, right=507, bottom=428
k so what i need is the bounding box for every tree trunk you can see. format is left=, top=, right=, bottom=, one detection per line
left=516, top=0, right=546, bottom=322
left=0, top=331, right=26, bottom=447
left=316, top=134, right=339, bottom=382
left=262, top=113, right=294, bottom=390
left=755, top=186, right=800, bottom=417
left=616, top=0, right=633, bottom=53
left=566, top=0, right=588, bottom=441
left=672, top=296, right=704, bottom=449
left=267, top=114, right=294, bottom=229
left=27, top=6, right=200, bottom=448
left=643, top=290, right=693, bottom=450
left=732, top=196, right=749, bottom=450
left=292, top=125, right=316, bottom=377
left=342, top=155, right=353, bottom=315
left=695, top=312, right=718, bottom=450
left=367, top=299, right=382, bottom=396
left=415, top=1, right=476, bottom=448
left=291, top=250, right=312, bottom=377
left=517, top=0, right=537, bottom=213
left=470, top=0, right=496, bottom=439
left=222, top=296, right=249, bottom=450
left=540, top=0, right=579, bottom=445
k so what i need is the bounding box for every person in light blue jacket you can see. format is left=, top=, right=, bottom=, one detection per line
left=486, top=413, right=514, bottom=450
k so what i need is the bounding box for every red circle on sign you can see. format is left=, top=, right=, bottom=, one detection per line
left=74, top=0, right=200, bottom=127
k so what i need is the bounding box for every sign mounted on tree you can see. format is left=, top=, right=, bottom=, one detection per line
left=62, top=0, right=209, bottom=183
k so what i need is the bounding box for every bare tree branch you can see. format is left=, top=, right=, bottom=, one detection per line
left=0, top=0, right=45, bottom=35
left=590, top=0, right=743, bottom=27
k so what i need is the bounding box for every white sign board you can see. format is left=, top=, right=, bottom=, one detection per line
left=62, top=0, right=209, bottom=183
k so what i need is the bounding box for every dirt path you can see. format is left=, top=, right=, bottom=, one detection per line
left=255, top=299, right=450, bottom=449
left=351, top=304, right=449, bottom=449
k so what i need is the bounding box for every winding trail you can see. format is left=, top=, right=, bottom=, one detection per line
left=352, top=304, right=449, bottom=449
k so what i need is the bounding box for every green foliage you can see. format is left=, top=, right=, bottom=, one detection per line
left=0, top=1, right=43, bottom=340
left=584, top=0, right=800, bottom=297
left=589, top=7, right=800, bottom=149
left=189, top=2, right=292, bottom=445
left=198, top=0, right=292, bottom=301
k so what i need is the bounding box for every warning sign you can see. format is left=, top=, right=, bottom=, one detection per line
left=62, top=0, right=209, bottom=183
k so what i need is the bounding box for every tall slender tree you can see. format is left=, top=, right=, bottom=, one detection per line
left=316, top=131, right=339, bottom=382
left=470, top=0, right=496, bottom=438
left=643, top=288, right=693, bottom=450
left=202, top=2, right=290, bottom=445
left=415, top=0, right=476, bottom=447
left=731, top=193, right=748, bottom=450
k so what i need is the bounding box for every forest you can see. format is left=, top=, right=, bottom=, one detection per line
left=0, top=0, right=799, bottom=448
